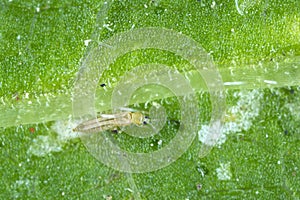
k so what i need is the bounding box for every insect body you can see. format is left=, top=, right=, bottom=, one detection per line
left=73, top=112, right=147, bottom=133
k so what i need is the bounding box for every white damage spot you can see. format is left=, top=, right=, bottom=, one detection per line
left=27, top=135, right=62, bottom=157
left=51, top=119, right=81, bottom=141
left=198, top=89, right=262, bottom=146
left=25, top=93, right=29, bottom=99
left=211, top=1, right=216, bottom=9
left=198, top=120, right=222, bottom=146
left=27, top=118, right=82, bottom=157
left=84, top=39, right=92, bottom=46
left=216, top=162, right=232, bottom=180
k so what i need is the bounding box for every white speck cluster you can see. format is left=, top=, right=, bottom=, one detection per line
left=27, top=135, right=62, bottom=157
left=27, top=117, right=81, bottom=157
left=198, top=89, right=263, bottom=146
left=51, top=118, right=81, bottom=141
left=216, top=162, right=232, bottom=180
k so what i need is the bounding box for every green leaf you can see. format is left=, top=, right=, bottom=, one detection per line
left=1, top=1, right=299, bottom=199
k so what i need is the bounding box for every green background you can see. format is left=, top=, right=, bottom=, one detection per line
left=0, top=0, right=299, bottom=199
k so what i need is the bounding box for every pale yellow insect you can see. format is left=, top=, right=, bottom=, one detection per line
left=73, top=111, right=148, bottom=133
